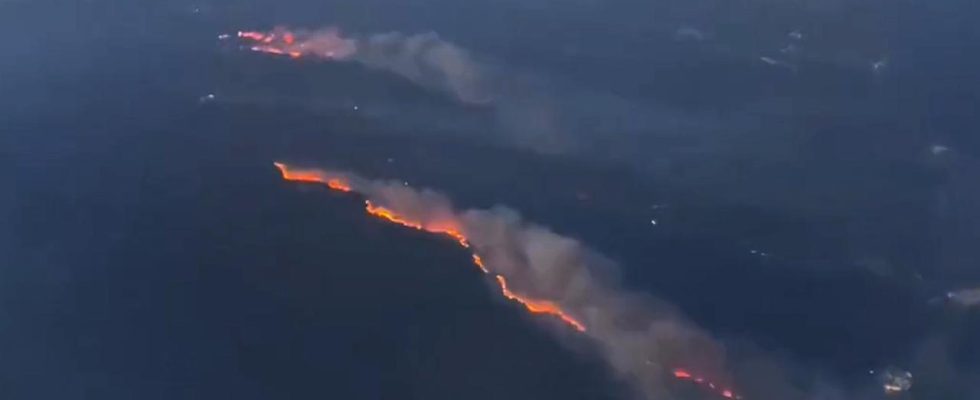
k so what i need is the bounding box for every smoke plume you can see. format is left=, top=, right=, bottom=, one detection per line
left=235, top=27, right=492, bottom=104
left=274, top=162, right=741, bottom=399
left=946, top=287, right=980, bottom=307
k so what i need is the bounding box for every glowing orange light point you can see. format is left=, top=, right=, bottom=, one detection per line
left=472, top=254, right=489, bottom=273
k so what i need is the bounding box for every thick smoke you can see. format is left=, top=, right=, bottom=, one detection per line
left=281, top=164, right=980, bottom=399
left=354, top=32, right=493, bottom=104
left=288, top=27, right=356, bottom=59
left=307, top=168, right=741, bottom=399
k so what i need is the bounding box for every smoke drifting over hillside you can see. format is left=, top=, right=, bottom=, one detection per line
left=235, top=27, right=492, bottom=104
left=274, top=162, right=756, bottom=399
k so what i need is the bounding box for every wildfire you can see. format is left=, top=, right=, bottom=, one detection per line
left=364, top=201, right=425, bottom=231
left=232, top=27, right=356, bottom=60
left=237, top=31, right=269, bottom=42
left=495, top=275, right=586, bottom=332
left=673, top=368, right=740, bottom=399
left=249, top=45, right=302, bottom=58
left=363, top=201, right=583, bottom=331
left=365, top=201, right=470, bottom=248
left=273, top=161, right=739, bottom=398
left=273, top=162, right=350, bottom=192
left=274, top=162, right=584, bottom=332
left=472, top=254, right=488, bottom=273
left=236, top=29, right=308, bottom=58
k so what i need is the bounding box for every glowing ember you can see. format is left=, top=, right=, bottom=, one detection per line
left=324, top=179, right=349, bottom=192
left=248, top=45, right=302, bottom=58
left=673, top=368, right=741, bottom=399
left=237, top=31, right=268, bottom=41
left=674, top=369, right=693, bottom=379
left=472, top=254, right=489, bottom=273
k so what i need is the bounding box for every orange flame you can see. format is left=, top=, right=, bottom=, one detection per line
left=495, top=275, right=586, bottom=332
left=673, top=368, right=741, bottom=399
left=238, top=31, right=268, bottom=41
left=274, top=161, right=585, bottom=332
left=234, top=27, right=354, bottom=61
left=363, top=199, right=584, bottom=331
left=472, top=254, right=489, bottom=273
left=248, top=45, right=302, bottom=59
left=364, top=201, right=425, bottom=231
left=238, top=30, right=301, bottom=58
left=273, top=162, right=351, bottom=192
left=273, top=162, right=740, bottom=398
left=674, top=369, right=693, bottom=379
left=364, top=201, right=469, bottom=248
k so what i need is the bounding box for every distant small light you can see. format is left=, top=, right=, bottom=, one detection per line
left=650, top=219, right=657, bottom=226
left=872, top=59, right=888, bottom=73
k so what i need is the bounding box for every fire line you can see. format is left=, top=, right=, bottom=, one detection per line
left=274, top=162, right=584, bottom=332
left=272, top=161, right=740, bottom=398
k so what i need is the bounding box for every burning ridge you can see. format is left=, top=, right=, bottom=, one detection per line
left=272, top=161, right=740, bottom=399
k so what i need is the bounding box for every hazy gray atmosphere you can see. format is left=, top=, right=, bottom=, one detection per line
left=4, top=0, right=979, bottom=399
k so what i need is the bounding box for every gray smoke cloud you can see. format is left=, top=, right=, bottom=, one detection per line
left=279, top=163, right=980, bottom=399
left=946, top=287, right=980, bottom=307
left=235, top=25, right=980, bottom=308
left=241, top=27, right=492, bottom=104
left=353, top=31, right=494, bottom=104
left=290, top=165, right=812, bottom=400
